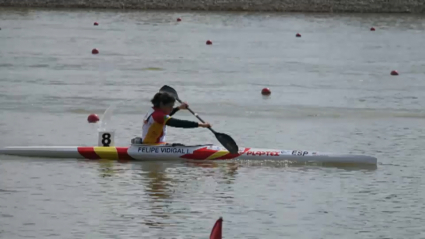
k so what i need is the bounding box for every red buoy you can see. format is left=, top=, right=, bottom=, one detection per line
left=391, top=70, right=399, bottom=76
left=177, top=18, right=182, bottom=22
left=87, top=114, right=99, bottom=123
left=206, top=40, right=213, bottom=45
left=261, top=88, right=271, bottom=96
left=296, top=33, right=301, bottom=37
left=94, top=22, right=99, bottom=26
left=92, top=48, right=99, bottom=54
left=370, top=27, right=375, bottom=31
left=210, top=217, right=223, bottom=239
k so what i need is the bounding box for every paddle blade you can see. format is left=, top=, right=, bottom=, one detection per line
left=209, top=217, right=223, bottom=239
left=159, top=85, right=180, bottom=101
left=215, top=132, right=239, bottom=154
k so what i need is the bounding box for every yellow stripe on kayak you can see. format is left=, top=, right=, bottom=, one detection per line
left=206, top=151, right=229, bottom=160
left=93, top=147, right=119, bottom=160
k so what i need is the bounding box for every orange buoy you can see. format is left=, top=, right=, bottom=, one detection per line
left=370, top=27, right=375, bottom=31
left=296, top=33, right=301, bottom=37
left=391, top=70, right=399, bottom=76
left=92, top=48, right=99, bottom=54
left=94, top=22, right=99, bottom=26
left=87, top=114, right=99, bottom=123
left=261, top=88, right=271, bottom=96
left=206, top=40, right=213, bottom=45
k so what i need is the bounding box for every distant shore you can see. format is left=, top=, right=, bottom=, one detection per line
left=0, top=0, right=424, bottom=13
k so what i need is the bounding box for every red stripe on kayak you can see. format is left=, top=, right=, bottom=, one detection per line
left=216, top=148, right=251, bottom=160
left=78, top=147, right=101, bottom=160
left=180, top=147, right=219, bottom=160
left=116, top=147, right=134, bottom=160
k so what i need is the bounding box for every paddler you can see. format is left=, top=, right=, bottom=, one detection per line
left=134, top=92, right=211, bottom=144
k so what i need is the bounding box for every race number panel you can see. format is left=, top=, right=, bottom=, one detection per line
left=98, top=131, right=115, bottom=147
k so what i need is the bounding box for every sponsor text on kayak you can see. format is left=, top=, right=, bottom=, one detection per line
left=246, top=151, right=280, bottom=156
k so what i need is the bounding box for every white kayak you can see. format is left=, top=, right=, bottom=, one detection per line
left=0, top=132, right=377, bottom=165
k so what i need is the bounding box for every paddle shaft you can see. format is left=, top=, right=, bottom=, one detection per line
left=175, top=99, right=217, bottom=134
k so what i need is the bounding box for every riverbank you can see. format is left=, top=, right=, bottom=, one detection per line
left=0, top=0, right=424, bottom=13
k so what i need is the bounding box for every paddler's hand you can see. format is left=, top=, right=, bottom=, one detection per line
left=198, top=122, right=211, bottom=128
left=178, top=102, right=189, bottom=110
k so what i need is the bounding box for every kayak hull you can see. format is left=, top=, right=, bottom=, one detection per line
left=0, top=144, right=377, bottom=165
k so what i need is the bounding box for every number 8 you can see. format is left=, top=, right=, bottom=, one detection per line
left=102, top=133, right=111, bottom=147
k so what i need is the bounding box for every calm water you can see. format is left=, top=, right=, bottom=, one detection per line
left=1, top=7, right=425, bottom=239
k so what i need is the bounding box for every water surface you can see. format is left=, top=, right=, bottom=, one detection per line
left=1, top=8, right=425, bottom=239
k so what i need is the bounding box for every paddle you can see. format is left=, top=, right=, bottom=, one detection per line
left=159, top=85, right=239, bottom=154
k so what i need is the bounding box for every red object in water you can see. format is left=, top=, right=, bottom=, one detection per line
left=391, top=70, right=399, bottom=76
left=87, top=114, right=99, bottom=123
left=261, top=87, right=271, bottom=96
left=210, top=217, right=222, bottom=239
left=94, top=22, right=99, bottom=26
left=92, top=48, right=99, bottom=54
left=206, top=40, right=213, bottom=45
left=177, top=18, right=182, bottom=22
left=296, top=33, right=301, bottom=37
left=370, top=27, right=375, bottom=31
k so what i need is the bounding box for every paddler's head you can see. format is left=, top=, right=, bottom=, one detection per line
left=151, top=92, right=175, bottom=115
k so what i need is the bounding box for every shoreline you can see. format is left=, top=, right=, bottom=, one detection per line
left=0, top=1, right=424, bottom=13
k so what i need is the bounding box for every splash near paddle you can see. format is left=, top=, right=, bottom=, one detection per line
left=210, top=217, right=223, bottom=239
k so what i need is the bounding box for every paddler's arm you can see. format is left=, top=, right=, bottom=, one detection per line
left=169, top=107, right=180, bottom=116
left=166, top=118, right=211, bottom=128
left=169, top=102, right=189, bottom=116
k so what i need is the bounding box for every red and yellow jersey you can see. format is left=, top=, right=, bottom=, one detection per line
left=142, top=107, right=171, bottom=144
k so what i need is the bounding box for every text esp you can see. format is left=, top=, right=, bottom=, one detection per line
left=292, top=150, right=308, bottom=156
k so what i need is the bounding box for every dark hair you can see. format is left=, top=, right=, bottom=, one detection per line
left=151, top=92, right=175, bottom=108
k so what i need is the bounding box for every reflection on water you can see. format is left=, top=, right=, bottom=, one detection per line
left=185, top=161, right=240, bottom=184
left=139, top=162, right=179, bottom=229
left=92, top=160, right=242, bottom=229
left=92, top=158, right=378, bottom=232
left=233, top=160, right=378, bottom=171
left=140, top=163, right=172, bottom=200
left=97, top=159, right=116, bottom=178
